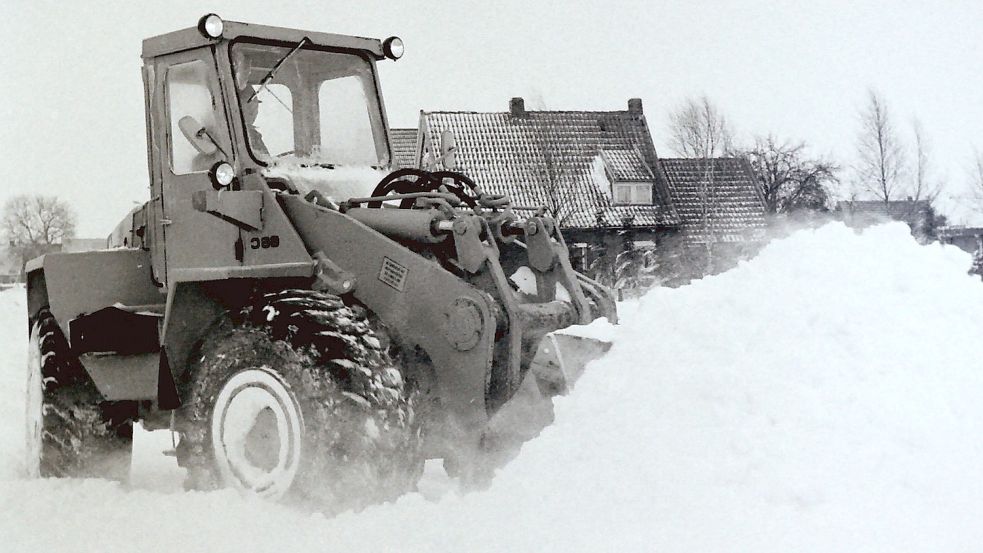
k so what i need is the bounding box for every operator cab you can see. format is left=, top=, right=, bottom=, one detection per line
left=145, top=14, right=401, bottom=189
left=130, top=15, right=404, bottom=285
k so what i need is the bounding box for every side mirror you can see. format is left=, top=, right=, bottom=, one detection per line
left=439, top=130, right=457, bottom=170
left=178, top=116, right=219, bottom=156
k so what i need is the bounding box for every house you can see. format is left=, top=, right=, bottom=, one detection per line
left=391, top=97, right=767, bottom=278
left=836, top=200, right=936, bottom=242
left=61, top=238, right=107, bottom=252
left=938, top=226, right=983, bottom=255
left=0, top=243, right=20, bottom=285
left=0, top=238, right=106, bottom=284
left=659, top=157, right=768, bottom=244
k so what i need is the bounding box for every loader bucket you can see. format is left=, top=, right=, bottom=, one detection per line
left=479, top=332, right=612, bottom=473
left=529, top=332, right=612, bottom=396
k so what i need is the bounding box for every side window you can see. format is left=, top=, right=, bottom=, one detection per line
left=318, top=76, right=377, bottom=165
left=166, top=60, right=218, bottom=174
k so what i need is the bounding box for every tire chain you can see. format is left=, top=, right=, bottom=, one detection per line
left=180, top=289, right=422, bottom=510
left=33, top=309, right=134, bottom=479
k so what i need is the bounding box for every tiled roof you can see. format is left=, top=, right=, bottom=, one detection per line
left=389, top=128, right=419, bottom=170
left=660, top=158, right=768, bottom=242
left=599, top=149, right=652, bottom=181
left=419, top=107, right=680, bottom=229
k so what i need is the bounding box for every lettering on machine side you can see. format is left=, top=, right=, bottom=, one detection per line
left=378, top=256, right=408, bottom=292
left=249, top=235, right=281, bottom=250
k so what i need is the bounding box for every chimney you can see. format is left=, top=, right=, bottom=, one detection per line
left=510, top=97, right=526, bottom=117
left=628, top=98, right=643, bottom=115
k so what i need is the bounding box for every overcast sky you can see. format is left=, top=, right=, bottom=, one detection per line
left=2, top=0, right=981, bottom=236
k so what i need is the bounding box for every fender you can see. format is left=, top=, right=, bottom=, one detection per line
left=26, top=249, right=165, bottom=401
left=26, top=249, right=163, bottom=339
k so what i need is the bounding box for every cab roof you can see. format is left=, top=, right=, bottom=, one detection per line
left=142, top=19, right=385, bottom=60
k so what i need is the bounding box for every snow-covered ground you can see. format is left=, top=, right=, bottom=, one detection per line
left=3, top=222, right=983, bottom=552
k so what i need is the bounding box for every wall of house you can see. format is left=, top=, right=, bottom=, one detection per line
left=941, top=234, right=983, bottom=254
left=561, top=228, right=671, bottom=292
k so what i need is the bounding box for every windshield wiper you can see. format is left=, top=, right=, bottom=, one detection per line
left=246, top=37, right=310, bottom=104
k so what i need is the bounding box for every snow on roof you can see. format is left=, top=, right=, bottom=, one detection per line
left=389, top=128, right=419, bottom=170
left=417, top=102, right=680, bottom=230
left=660, top=157, right=769, bottom=242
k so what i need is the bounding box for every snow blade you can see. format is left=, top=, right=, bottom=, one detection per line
left=529, top=332, right=612, bottom=396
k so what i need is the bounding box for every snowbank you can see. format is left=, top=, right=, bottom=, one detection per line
left=3, top=222, right=983, bottom=552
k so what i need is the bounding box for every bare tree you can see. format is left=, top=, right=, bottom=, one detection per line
left=854, top=90, right=906, bottom=202
left=1, top=195, right=77, bottom=273
left=667, top=96, right=735, bottom=273
left=667, top=96, right=733, bottom=158
left=911, top=119, right=942, bottom=203
left=519, top=103, right=581, bottom=226
left=738, top=135, right=839, bottom=214
left=970, top=149, right=983, bottom=214
left=537, top=123, right=578, bottom=225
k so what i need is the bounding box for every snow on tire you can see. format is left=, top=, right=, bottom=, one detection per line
left=180, top=290, right=422, bottom=512
left=25, top=308, right=135, bottom=480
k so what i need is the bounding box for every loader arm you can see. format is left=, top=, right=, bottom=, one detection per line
left=280, top=195, right=499, bottom=435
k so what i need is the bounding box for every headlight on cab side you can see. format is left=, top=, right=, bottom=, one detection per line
left=209, top=161, right=236, bottom=190
left=383, top=37, right=404, bottom=60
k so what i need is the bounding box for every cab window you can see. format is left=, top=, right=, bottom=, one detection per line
left=318, top=76, right=377, bottom=165
left=166, top=60, right=218, bottom=174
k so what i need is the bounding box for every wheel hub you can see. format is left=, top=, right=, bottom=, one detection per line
left=243, top=407, right=281, bottom=471
left=211, top=369, right=304, bottom=499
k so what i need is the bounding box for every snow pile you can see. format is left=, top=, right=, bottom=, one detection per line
left=3, top=222, right=983, bottom=552
left=0, top=286, right=27, bottom=481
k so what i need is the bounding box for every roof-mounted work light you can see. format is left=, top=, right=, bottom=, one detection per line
left=383, top=36, right=404, bottom=60
left=198, top=13, right=224, bottom=39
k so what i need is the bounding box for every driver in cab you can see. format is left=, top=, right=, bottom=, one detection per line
left=240, top=85, right=271, bottom=160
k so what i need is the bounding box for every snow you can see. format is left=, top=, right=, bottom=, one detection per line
left=3, top=222, right=983, bottom=551
left=262, top=164, right=386, bottom=205
left=590, top=154, right=613, bottom=199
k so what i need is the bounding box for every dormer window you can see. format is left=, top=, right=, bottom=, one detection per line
left=613, top=182, right=652, bottom=205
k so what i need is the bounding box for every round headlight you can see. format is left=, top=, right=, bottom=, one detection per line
left=209, top=161, right=236, bottom=189
left=198, top=14, right=224, bottom=39
left=383, top=36, right=404, bottom=60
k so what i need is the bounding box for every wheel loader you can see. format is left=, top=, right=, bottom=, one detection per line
left=24, top=14, right=617, bottom=509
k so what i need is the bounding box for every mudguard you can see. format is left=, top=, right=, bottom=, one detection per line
left=27, top=249, right=162, bottom=334
left=26, top=249, right=165, bottom=400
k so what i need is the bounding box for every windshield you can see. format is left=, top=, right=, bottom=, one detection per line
left=231, top=40, right=389, bottom=167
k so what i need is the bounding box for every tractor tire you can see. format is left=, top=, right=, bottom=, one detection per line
left=179, top=290, right=422, bottom=511
left=25, top=308, right=135, bottom=480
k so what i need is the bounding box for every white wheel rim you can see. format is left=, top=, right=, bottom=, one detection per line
left=211, top=368, right=304, bottom=499
left=24, top=324, right=44, bottom=479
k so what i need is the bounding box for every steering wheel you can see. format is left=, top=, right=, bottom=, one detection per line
left=367, top=169, right=480, bottom=209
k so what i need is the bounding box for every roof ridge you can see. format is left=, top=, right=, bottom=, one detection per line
left=661, top=157, right=746, bottom=162
left=422, top=109, right=635, bottom=116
